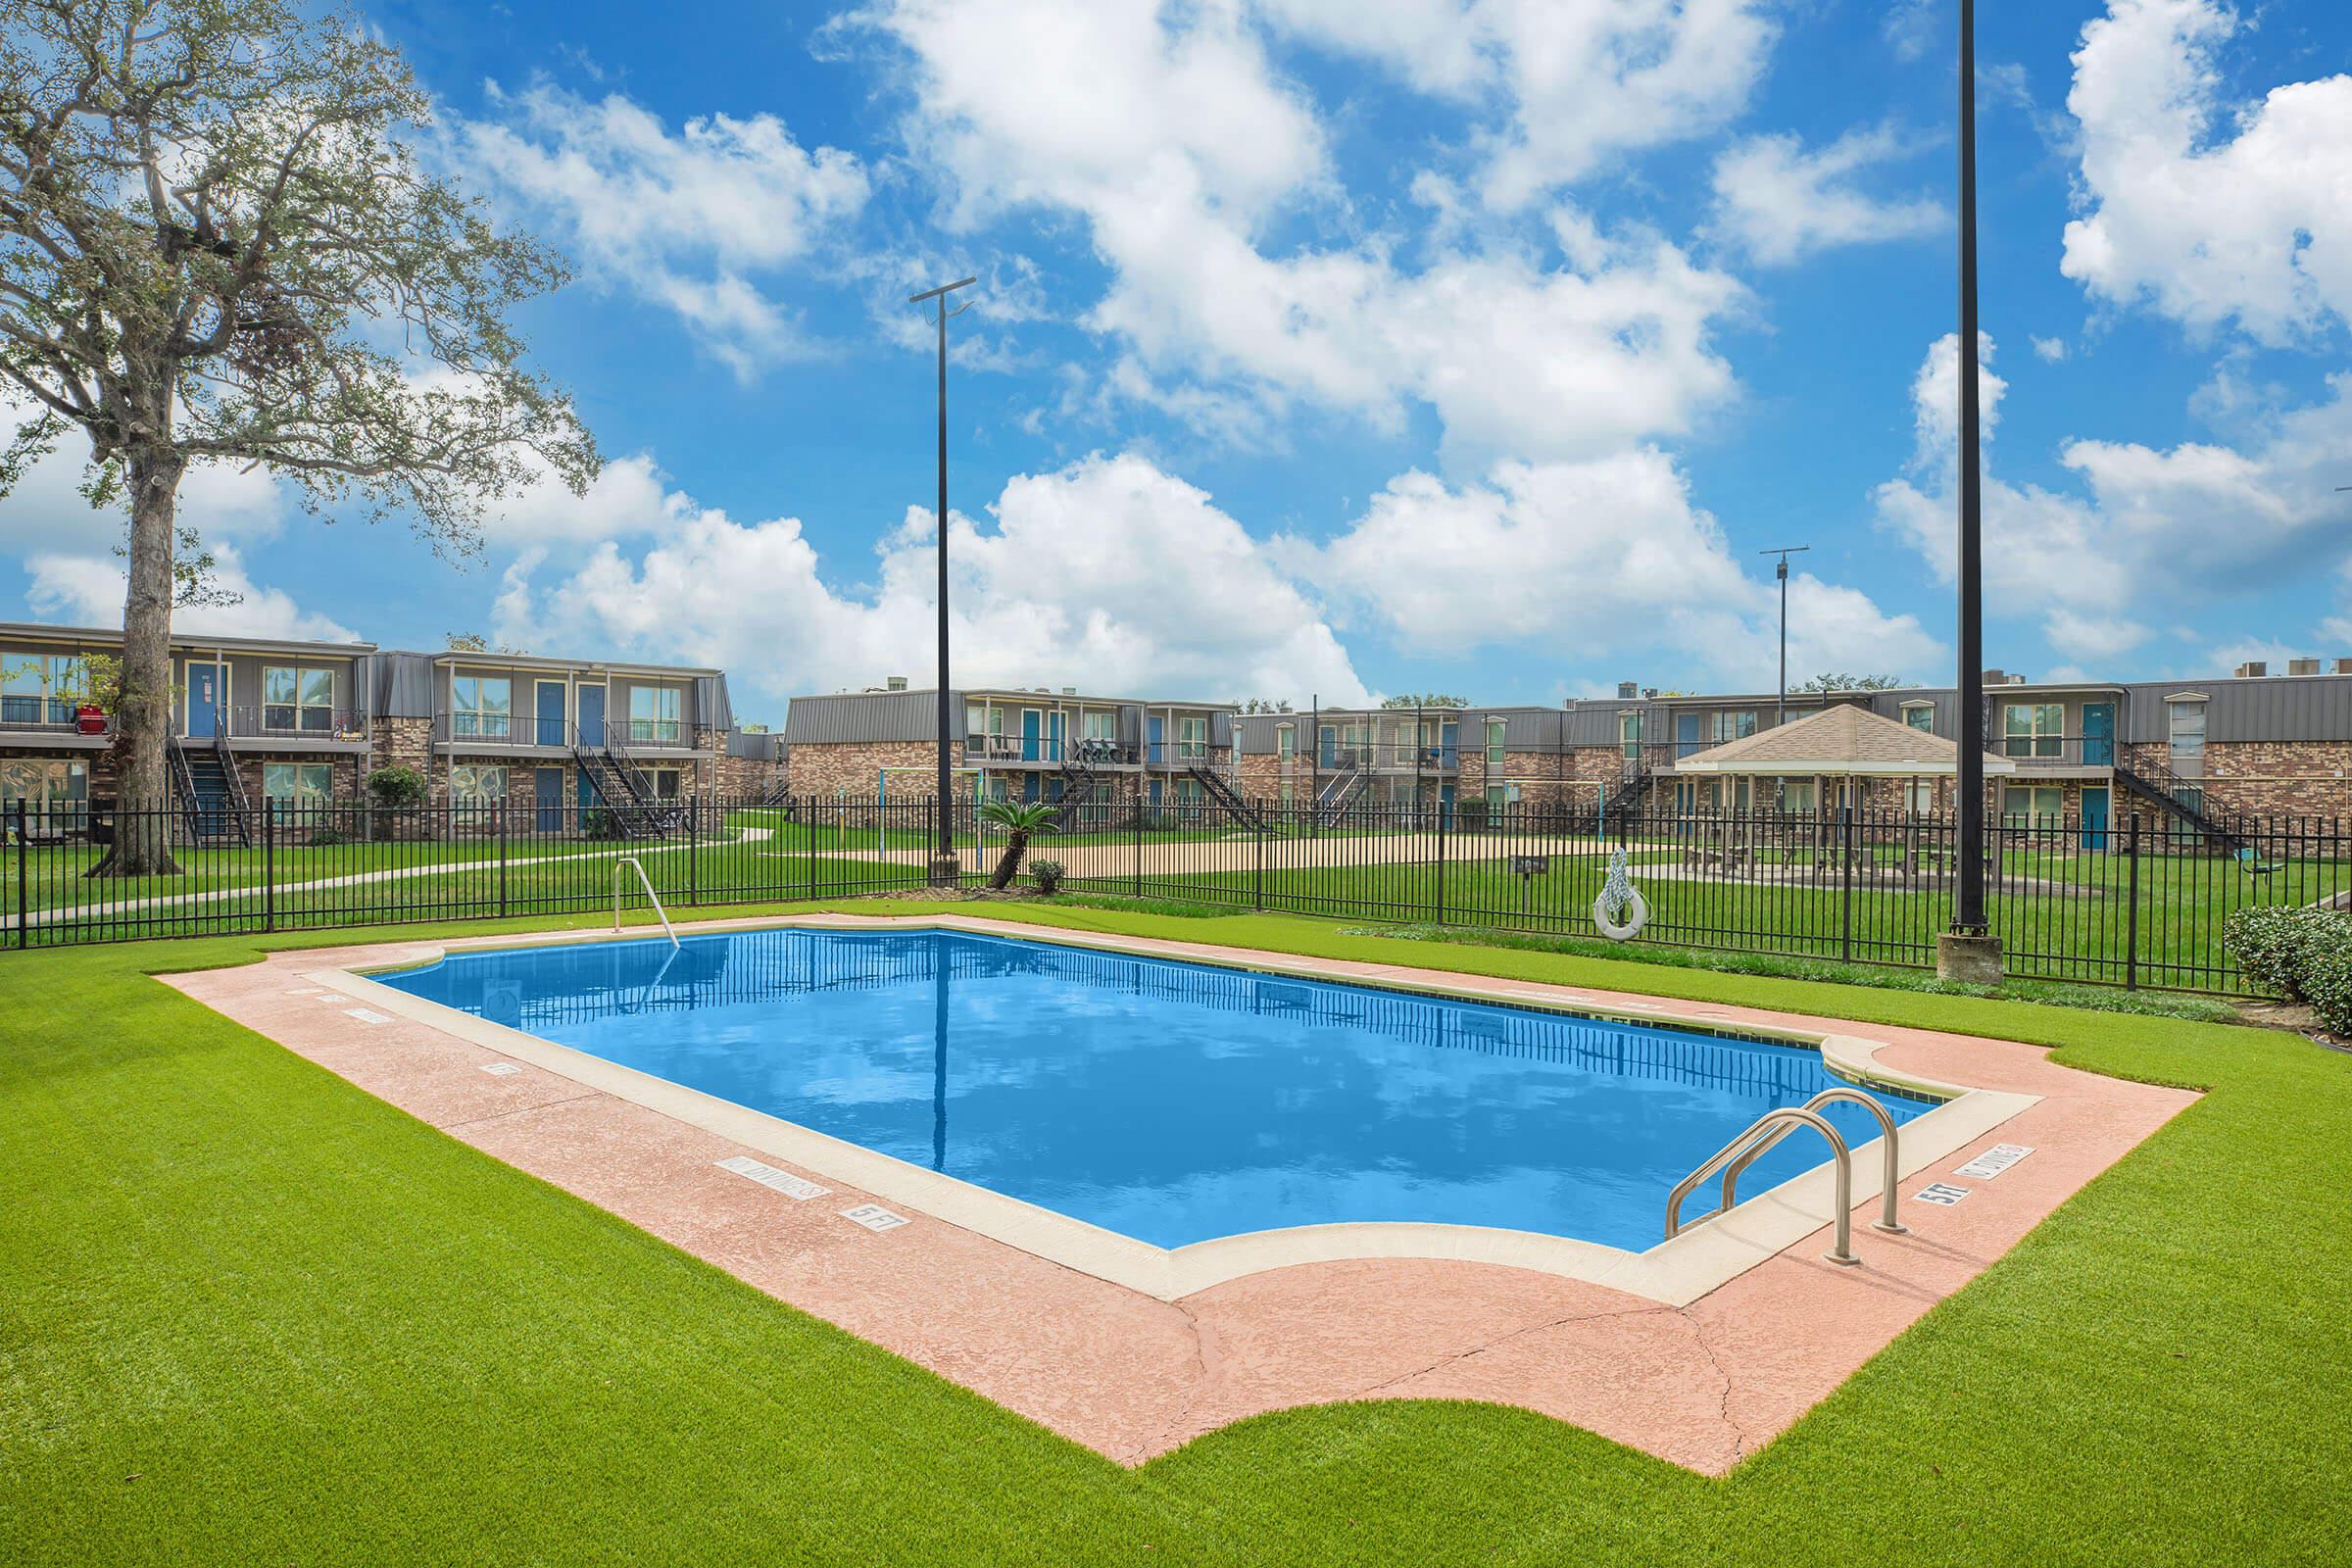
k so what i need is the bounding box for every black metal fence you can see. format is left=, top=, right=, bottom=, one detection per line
left=5, top=794, right=2343, bottom=996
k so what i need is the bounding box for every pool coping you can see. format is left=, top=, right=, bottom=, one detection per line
left=305, top=913, right=2040, bottom=1307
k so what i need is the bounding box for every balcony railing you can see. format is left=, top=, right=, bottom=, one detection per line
left=965, top=735, right=1146, bottom=765
left=225, top=706, right=368, bottom=742
left=1146, top=742, right=1232, bottom=768
left=0, top=697, right=111, bottom=736
left=432, top=715, right=702, bottom=750
left=1315, top=742, right=1462, bottom=772
left=1980, top=735, right=2120, bottom=768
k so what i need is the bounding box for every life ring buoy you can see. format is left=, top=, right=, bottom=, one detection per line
left=1593, top=887, right=1649, bottom=941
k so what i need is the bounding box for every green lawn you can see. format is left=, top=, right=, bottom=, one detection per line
left=2, top=902, right=2347, bottom=1564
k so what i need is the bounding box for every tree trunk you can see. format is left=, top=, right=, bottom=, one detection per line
left=989, top=829, right=1029, bottom=891
left=93, top=429, right=185, bottom=878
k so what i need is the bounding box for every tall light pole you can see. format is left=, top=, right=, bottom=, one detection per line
left=909, top=274, right=975, bottom=881
left=1758, top=546, right=1810, bottom=729
left=1944, top=0, right=1997, bottom=979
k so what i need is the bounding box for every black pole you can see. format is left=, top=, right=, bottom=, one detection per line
left=909, top=275, right=977, bottom=874
left=1758, top=546, right=1808, bottom=728
left=1954, top=0, right=1987, bottom=936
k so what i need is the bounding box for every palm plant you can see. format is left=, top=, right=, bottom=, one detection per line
left=978, top=798, right=1059, bottom=890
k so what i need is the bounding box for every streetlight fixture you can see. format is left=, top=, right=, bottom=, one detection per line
left=1758, top=545, right=1810, bottom=729
left=909, top=274, right=976, bottom=884
left=1942, top=0, right=1999, bottom=982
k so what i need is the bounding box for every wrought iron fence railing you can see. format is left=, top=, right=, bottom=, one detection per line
left=3, top=793, right=2342, bottom=997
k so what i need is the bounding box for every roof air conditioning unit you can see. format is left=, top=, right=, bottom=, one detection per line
left=1617, top=681, right=1639, bottom=700
left=2234, top=661, right=2268, bottom=679
left=2287, top=659, right=2320, bottom=676
left=885, top=675, right=907, bottom=691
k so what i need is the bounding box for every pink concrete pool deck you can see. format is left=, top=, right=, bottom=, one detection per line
left=162, top=913, right=2197, bottom=1475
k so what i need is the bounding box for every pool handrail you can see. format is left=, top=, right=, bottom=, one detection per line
left=1719, top=1087, right=1908, bottom=1237
left=613, top=856, right=679, bottom=948
left=1665, top=1106, right=1859, bottom=1266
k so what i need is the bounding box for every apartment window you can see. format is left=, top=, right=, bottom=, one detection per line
left=1177, top=715, right=1208, bottom=760
left=1708, top=710, right=1757, bottom=743
left=264, top=665, right=336, bottom=732
left=1276, top=724, right=1295, bottom=757
left=644, top=768, right=682, bottom=799
left=1485, top=781, right=1521, bottom=813
left=0, top=655, right=86, bottom=725
left=628, top=685, right=682, bottom=746
left=1709, top=777, right=1753, bottom=813
left=1083, top=710, right=1116, bottom=742
left=1903, top=705, right=1936, bottom=733
left=1906, top=779, right=1938, bottom=814
left=449, top=764, right=507, bottom=808
left=263, top=762, right=335, bottom=803
left=1279, top=778, right=1294, bottom=806
left=1484, top=718, right=1505, bottom=772
left=452, top=674, right=512, bottom=739
left=2002, top=785, right=2065, bottom=824
left=0, top=758, right=88, bottom=824
left=1778, top=778, right=1817, bottom=813
left=1620, top=711, right=1643, bottom=760
left=2168, top=699, right=2207, bottom=774
left=2002, top=703, right=2064, bottom=760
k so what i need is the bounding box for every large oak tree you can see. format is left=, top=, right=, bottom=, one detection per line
left=0, top=0, right=595, bottom=873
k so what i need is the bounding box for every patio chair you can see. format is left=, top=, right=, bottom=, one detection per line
left=2233, top=847, right=2281, bottom=878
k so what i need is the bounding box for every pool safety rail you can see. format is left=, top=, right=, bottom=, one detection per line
left=1665, top=1102, right=1873, bottom=1266
left=613, top=857, right=678, bottom=948
left=1721, top=1087, right=1909, bottom=1238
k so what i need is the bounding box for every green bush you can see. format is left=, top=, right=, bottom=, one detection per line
left=2305, top=941, right=2352, bottom=1036
left=366, top=764, right=426, bottom=807
left=306, top=825, right=352, bottom=847
left=1028, top=858, right=1065, bottom=896
left=2224, top=906, right=2348, bottom=1001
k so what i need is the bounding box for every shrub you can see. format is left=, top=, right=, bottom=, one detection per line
left=2306, top=941, right=2352, bottom=1036
left=2224, top=906, right=2348, bottom=1001
left=306, top=825, right=352, bottom=847
left=1028, top=859, right=1065, bottom=896
left=365, top=764, right=426, bottom=808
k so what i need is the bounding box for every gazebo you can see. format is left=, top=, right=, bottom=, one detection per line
left=1669, top=704, right=2016, bottom=876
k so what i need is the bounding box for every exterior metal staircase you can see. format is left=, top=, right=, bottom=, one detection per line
left=2112, top=759, right=2252, bottom=854
left=1314, top=764, right=1365, bottom=827
left=1188, top=763, right=1265, bottom=830
left=1054, top=751, right=1103, bottom=829
left=169, top=735, right=252, bottom=846
left=575, top=729, right=691, bottom=839
left=1601, top=760, right=1660, bottom=832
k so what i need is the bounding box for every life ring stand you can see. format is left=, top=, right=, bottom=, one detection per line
left=1592, top=887, right=1649, bottom=942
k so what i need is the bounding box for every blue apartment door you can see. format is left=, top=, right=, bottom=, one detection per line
left=2081, top=787, right=2110, bottom=852
left=576, top=685, right=605, bottom=749
left=1148, top=715, right=1165, bottom=764
left=1021, top=710, right=1041, bottom=761
left=535, top=681, right=567, bottom=747
left=535, top=768, right=564, bottom=832
left=1675, top=711, right=1701, bottom=760
left=1047, top=710, right=1064, bottom=762
left=2082, top=702, right=2115, bottom=767
left=187, top=665, right=220, bottom=738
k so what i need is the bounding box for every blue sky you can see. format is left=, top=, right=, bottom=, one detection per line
left=5, top=0, right=2350, bottom=727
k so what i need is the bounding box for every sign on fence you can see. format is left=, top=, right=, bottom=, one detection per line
left=1510, top=855, right=1550, bottom=876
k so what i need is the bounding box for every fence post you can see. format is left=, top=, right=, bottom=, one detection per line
left=806, top=798, right=818, bottom=903
left=1837, top=804, right=1854, bottom=963
left=263, top=798, right=276, bottom=933
left=2125, top=813, right=2141, bottom=991
left=1133, top=793, right=1144, bottom=901
left=1252, top=803, right=1264, bottom=911
left=1434, top=790, right=1448, bottom=926
left=14, top=799, right=26, bottom=950
left=688, top=794, right=700, bottom=907
left=497, top=800, right=509, bottom=920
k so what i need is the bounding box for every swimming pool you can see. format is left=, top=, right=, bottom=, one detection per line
left=372, top=927, right=1932, bottom=1255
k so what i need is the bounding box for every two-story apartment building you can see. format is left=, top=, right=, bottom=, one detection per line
left=0, top=620, right=376, bottom=837
left=782, top=680, right=1241, bottom=819
left=1235, top=660, right=2352, bottom=834
left=366, top=649, right=735, bottom=826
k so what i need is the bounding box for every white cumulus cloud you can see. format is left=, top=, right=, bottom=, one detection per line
left=1708, top=125, right=1943, bottom=267
left=24, top=544, right=359, bottom=642
left=2060, top=0, right=2352, bottom=341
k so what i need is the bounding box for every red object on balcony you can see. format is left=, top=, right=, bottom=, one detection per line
left=75, top=705, right=107, bottom=735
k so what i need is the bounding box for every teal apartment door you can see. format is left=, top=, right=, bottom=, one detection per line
left=1675, top=711, right=1701, bottom=760
left=187, top=664, right=220, bottom=738
left=576, top=685, right=605, bottom=749
left=535, top=681, right=567, bottom=747
left=2082, top=702, right=2115, bottom=767
left=1021, top=709, right=1041, bottom=761
left=2081, top=786, right=2110, bottom=851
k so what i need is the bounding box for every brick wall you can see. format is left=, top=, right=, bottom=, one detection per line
left=788, top=739, right=975, bottom=800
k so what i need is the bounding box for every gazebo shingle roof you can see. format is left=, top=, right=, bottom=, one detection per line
left=1673, top=703, right=2016, bottom=776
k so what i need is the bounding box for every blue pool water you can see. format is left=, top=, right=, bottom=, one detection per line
left=376, top=929, right=1930, bottom=1252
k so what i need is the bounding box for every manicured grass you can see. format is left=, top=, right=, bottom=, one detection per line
left=2, top=901, right=2347, bottom=1564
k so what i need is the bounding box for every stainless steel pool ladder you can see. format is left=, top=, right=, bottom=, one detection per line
left=613, top=856, right=679, bottom=948
left=1663, top=1089, right=1910, bottom=1265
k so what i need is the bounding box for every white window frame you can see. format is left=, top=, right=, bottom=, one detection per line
left=452, top=672, right=514, bottom=741
left=1708, top=710, right=1757, bottom=743
left=1902, top=703, right=1936, bottom=733
left=2002, top=702, right=2065, bottom=760
left=449, top=763, right=508, bottom=808
left=1177, top=714, right=1208, bottom=761
left=0, top=757, right=89, bottom=823
left=628, top=684, right=683, bottom=746
left=264, top=664, right=337, bottom=734
left=2002, top=784, right=2065, bottom=824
